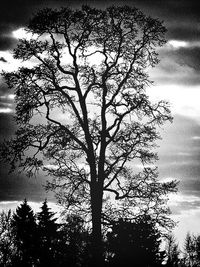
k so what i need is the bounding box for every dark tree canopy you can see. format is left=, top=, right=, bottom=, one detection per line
left=37, top=199, right=57, bottom=235
left=12, top=199, right=38, bottom=266
left=183, top=233, right=198, bottom=267
left=165, top=235, right=180, bottom=267
left=58, top=214, right=92, bottom=267
left=106, top=215, right=164, bottom=267
left=1, top=5, right=178, bottom=265
left=37, top=200, right=58, bottom=266
left=0, top=202, right=91, bottom=267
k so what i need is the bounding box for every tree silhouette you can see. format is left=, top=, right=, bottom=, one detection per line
left=184, top=233, right=197, bottom=267
left=1, top=5, right=178, bottom=265
left=165, top=235, right=180, bottom=267
left=106, top=215, right=164, bottom=267
left=12, top=199, right=37, bottom=266
left=182, top=233, right=200, bottom=267
left=56, top=214, right=92, bottom=267
left=37, top=199, right=58, bottom=266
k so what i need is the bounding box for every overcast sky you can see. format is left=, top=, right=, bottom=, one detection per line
left=0, top=0, right=200, bottom=247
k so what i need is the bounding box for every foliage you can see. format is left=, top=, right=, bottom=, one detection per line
left=0, top=201, right=91, bottom=267
left=4, top=201, right=200, bottom=267
left=0, top=4, right=178, bottom=265
left=106, top=215, right=164, bottom=267
left=37, top=199, right=58, bottom=266
left=12, top=199, right=38, bottom=266
left=57, top=214, right=92, bottom=267
left=184, top=233, right=196, bottom=267
left=0, top=210, right=17, bottom=267
left=182, top=232, right=200, bottom=267
left=165, top=235, right=180, bottom=267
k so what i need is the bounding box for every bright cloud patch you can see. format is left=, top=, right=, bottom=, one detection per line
left=168, top=40, right=188, bottom=49
left=0, top=94, right=15, bottom=100
left=0, top=49, right=38, bottom=72
left=148, top=84, right=200, bottom=122
left=0, top=107, right=13, bottom=113
left=167, top=39, right=200, bottom=49
left=191, top=136, right=200, bottom=140
left=12, top=27, right=38, bottom=40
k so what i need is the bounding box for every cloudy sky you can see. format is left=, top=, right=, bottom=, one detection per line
left=0, top=0, right=200, bottom=247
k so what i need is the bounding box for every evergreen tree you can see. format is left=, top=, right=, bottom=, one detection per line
left=12, top=199, right=37, bottom=267
left=37, top=199, right=58, bottom=266
left=57, top=214, right=92, bottom=267
left=184, top=233, right=197, bottom=267
left=165, top=235, right=180, bottom=267
left=106, top=215, right=164, bottom=267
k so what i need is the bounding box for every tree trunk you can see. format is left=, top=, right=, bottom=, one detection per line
left=90, top=182, right=104, bottom=267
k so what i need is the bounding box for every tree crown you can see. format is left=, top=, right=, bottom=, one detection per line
left=1, top=5, right=177, bottom=228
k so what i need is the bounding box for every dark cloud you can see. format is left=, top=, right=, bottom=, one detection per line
left=0, top=0, right=109, bottom=50
left=0, top=0, right=78, bottom=50
left=0, top=36, right=17, bottom=51
left=150, top=45, right=200, bottom=85
left=151, top=64, right=200, bottom=86
left=161, top=46, right=200, bottom=71
left=173, top=47, right=200, bottom=71
left=0, top=0, right=200, bottom=50
left=167, top=25, right=200, bottom=42
left=127, top=0, right=200, bottom=30
left=0, top=166, right=54, bottom=202
left=125, top=1, right=200, bottom=44
left=180, top=180, right=200, bottom=196
left=0, top=113, right=16, bottom=141
left=0, top=113, right=54, bottom=202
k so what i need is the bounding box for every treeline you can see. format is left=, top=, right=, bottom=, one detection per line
left=0, top=200, right=198, bottom=267
left=163, top=232, right=200, bottom=267
left=0, top=199, right=91, bottom=267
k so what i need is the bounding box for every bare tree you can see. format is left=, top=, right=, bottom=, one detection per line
left=1, top=5, right=177, bottom=265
